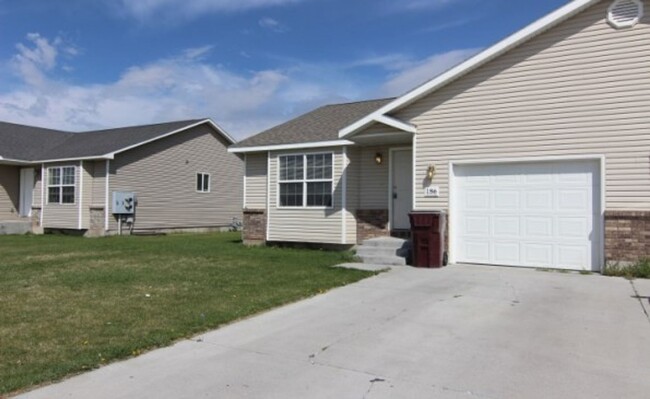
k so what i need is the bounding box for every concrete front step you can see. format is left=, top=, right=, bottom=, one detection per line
left=358, top=255, right=407, bottom=266
left=361, top=237, right=410, bottom=248
left=356, top=237, right=411, bottom=266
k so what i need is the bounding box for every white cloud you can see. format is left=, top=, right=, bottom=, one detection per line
left=0, top=34, right=482, bottom=140
left=0, top=34, right=366, bottom=139
left=259, top=17, right=288, bottom=32
left=12, top=33, right=60, bottom=86
left=378, top=48, right=480, bottom=96
left=112, top=0, right=304, bottom=20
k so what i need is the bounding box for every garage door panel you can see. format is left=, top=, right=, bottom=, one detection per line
left=494, top=190, right=519, bottom=209
left=557, top=217, right=590, bottom=238
left=464, top=241, right=490, bottom=263
left=557, top=190, right=590, bottom=211
left=455, top=160, right=601, bottom=271
left=493, top=216, right=520, bottom=236
left=523, top=244, right=554, bottom=267
left=465, top=190, right=491, bottom=209
left=464, top=216, right=490, bottom=235
left=493, top=242, right=520, bottom=264
left=525, top=190, right=554, bottom=211
left=524, top=217, right=553, bottom=238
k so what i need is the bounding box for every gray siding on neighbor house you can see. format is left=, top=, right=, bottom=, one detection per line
left=0, top=165, right=20, bottom=220
left=393, top=0, right=650, bottom=211
left=41, top=161, right=82, bottom=229
left=91, top=160, right=107, bottom=207
left=108, top=124, right=243, bottom=231
left=244, top=153, right=267, bottom=209
left=267, top=147, right=349, bottom=244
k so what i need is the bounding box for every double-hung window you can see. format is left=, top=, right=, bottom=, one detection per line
left=47, top=166, right=76, bottom=204
left=279, top=153, right=333, bottom=208
left=197, top=173, right=210, bottom=193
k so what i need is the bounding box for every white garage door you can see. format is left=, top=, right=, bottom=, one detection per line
left=454, top=160, right=601, bottom=271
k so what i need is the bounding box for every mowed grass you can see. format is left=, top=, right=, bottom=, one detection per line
left=0, top=232, right=373, bottom=395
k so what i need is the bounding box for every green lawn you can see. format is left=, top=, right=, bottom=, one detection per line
left=0, top=232, right=373, bottom=395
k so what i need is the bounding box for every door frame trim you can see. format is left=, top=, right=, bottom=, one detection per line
left=388, top=147, right=413, bottom=232
left=448, top=155, right=606, bottom=271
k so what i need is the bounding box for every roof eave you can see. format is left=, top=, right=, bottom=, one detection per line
left=338, top=0, right=600, bottom=139
left=228, top=140, right=355, bottom=154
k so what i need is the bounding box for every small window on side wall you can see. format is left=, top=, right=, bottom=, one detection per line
left=196, top=173, right=210, bottom=193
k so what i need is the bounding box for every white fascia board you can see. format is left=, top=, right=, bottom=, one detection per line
left=374, top=115, right=417, bottom=134
left=338, top=0, right=599, bottom=138
left=110, top=119, right=236, bottom=157
left=228, top=140, right=355, bottom=154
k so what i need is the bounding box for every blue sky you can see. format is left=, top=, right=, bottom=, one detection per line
left=0, top=0, right=568, bottom=139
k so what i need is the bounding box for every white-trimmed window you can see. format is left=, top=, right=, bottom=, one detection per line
left=47, top=166, right=76, bottom=204
left=278, top=153, right=333, bottom=208
left=196, top=173, right=211, bottom=193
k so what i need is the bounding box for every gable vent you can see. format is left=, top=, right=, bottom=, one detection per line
left=608, top=0, right=644, bottom=28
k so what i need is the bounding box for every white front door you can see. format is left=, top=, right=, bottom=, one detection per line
left=391, top=149, right=413, bottom=230
left=19, top=168, right=34, bottom=218
left=454, top=160, right=601, bottom=271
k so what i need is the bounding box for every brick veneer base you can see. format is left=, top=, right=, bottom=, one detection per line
left=356, top=209, right=389, bottom=244
left=243, top=209, right=266, bottom=246
left=605, top=210, right=650, bottom=265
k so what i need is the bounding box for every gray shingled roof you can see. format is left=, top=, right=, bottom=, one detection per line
left=0, top=119, right=205, bottom=162
left=232, top=98, right=394, bottom=149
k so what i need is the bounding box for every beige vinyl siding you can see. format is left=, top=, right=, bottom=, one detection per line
left=394, top=0, right=650, bottom=210
left=0, top=165, right=20, bottom=220
left=91, top=160, right=107, bottom=207
left=345, top=147, right=360, bottom=244
left=42, top=162, right=81, bottom=229
left=244, top=153, right=267, bottom=209
left=358, top=145, right=391, bottom=210
left=108, top=124, right=242, bottom=231
left=268, top=147, right=348, bottom=244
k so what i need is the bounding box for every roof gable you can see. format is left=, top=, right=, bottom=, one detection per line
left=231, top=98, right=394, bottom=150
left=339, top=0, right=602, bottom=138
left=0, top=119, right=235, bottom=162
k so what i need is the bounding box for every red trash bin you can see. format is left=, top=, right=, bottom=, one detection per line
left=409, top=211, right=446, bottom=268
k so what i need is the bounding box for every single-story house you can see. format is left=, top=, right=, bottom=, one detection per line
left=230, top=0, right=650, bottom=271
left=0, top=119, right=243, bottom=236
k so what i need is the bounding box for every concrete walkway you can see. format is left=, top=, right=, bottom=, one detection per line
left=17, top=265, right=650, bottom=399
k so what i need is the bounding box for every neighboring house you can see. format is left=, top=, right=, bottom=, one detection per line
left=230, top=0, right=650, bottom=271
left=0, top=119, right=242, bottom=236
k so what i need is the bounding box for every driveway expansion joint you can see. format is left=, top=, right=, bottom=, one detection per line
left=630, top=280, right=650, bottom=325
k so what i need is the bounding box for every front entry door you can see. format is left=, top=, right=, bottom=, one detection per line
left=391, top=149, right=413, bottom=230
left=19, top=168, right=34, bottom=217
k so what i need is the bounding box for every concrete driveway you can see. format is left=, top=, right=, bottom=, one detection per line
left=17, top=265, right=650, bottom=399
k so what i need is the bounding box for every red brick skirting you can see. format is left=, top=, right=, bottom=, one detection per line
left=605, top=210, right=650, bottom=265
left=356, top=209, right=389, bottom=244
left=243, top=209, right=266, bottom=246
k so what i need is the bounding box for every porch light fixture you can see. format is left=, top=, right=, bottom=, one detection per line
left=427, top=165, right=436, bottom=180
left=375, top=153, right=383, bottom=165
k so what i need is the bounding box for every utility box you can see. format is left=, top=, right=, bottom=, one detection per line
left=112, top=192, right=136, bottom=215
left=409, top=211, right=446, bottom=268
